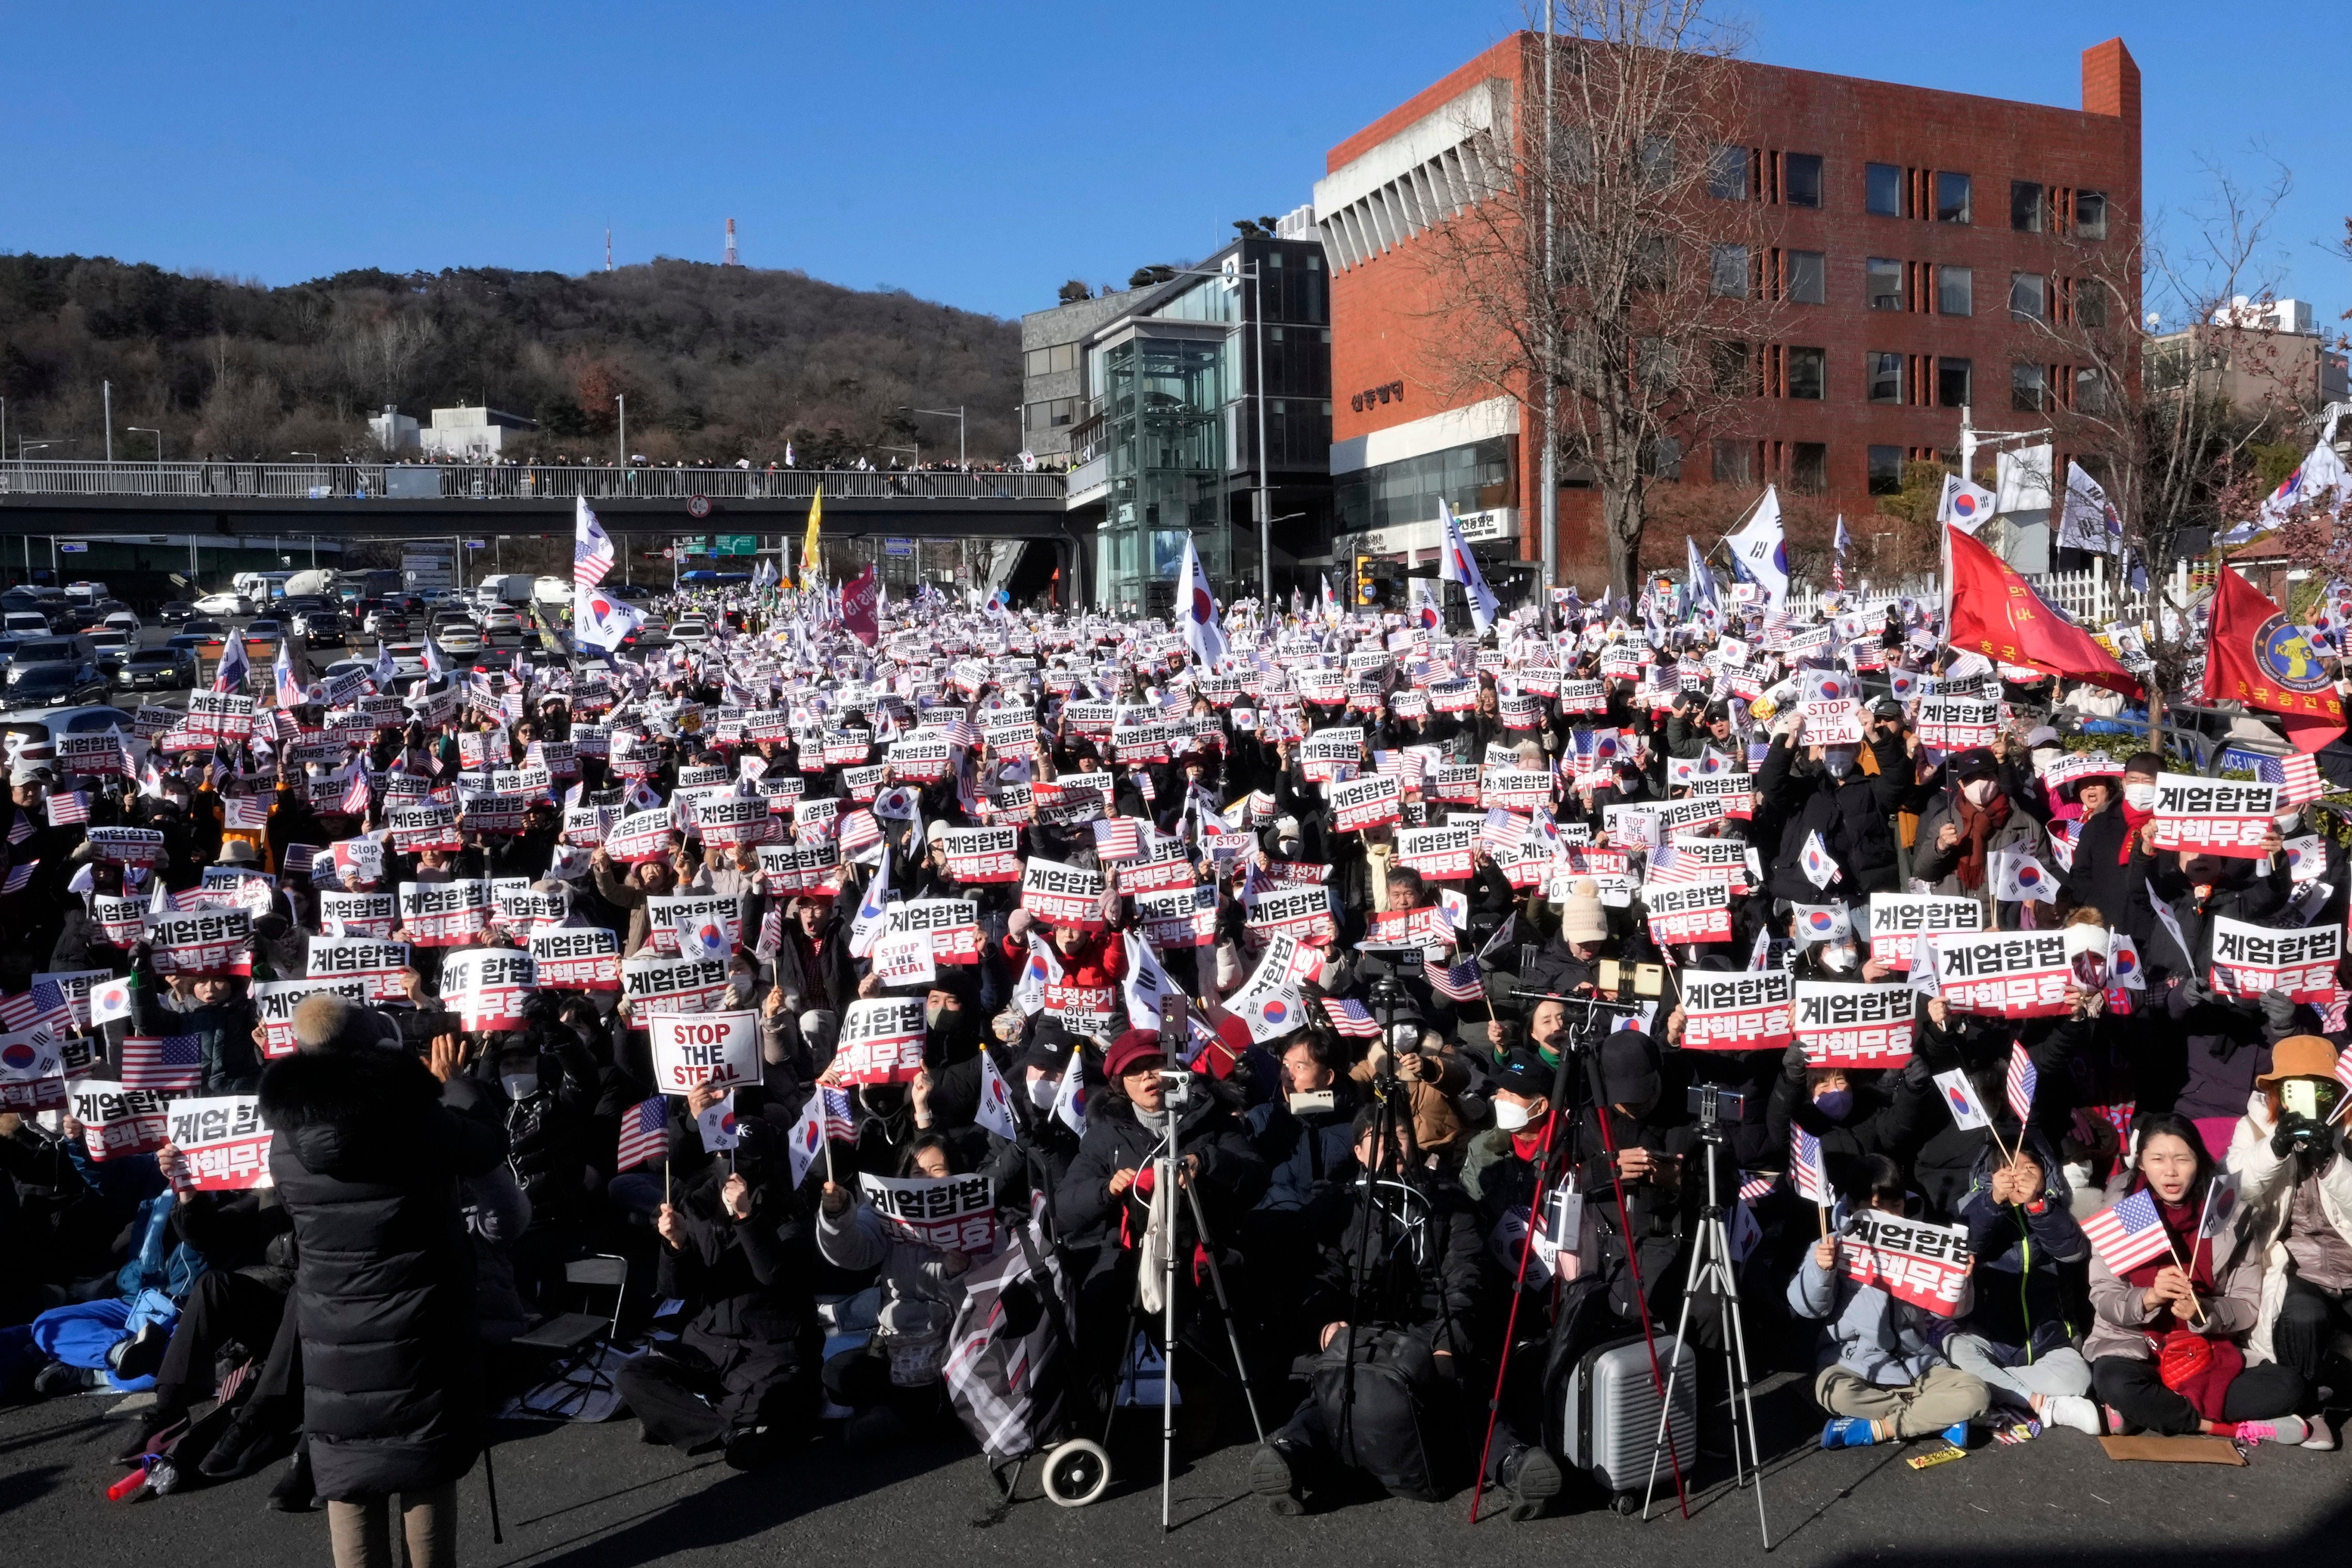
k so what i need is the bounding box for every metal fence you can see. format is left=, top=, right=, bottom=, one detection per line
left=0, top=460, right=1070, bottom=504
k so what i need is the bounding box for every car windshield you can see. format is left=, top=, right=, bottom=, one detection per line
left=129, top=651, right=179, bottom=665
left=8, top=662, right=76, bottom=686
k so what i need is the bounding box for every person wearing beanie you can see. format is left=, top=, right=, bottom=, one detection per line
left=1522, top=880, right=1611, bottom=998
left=257, top=994, right=508, bottom=1559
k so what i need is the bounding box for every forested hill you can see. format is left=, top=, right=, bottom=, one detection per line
left=0, top=253, right=1021, bottom=466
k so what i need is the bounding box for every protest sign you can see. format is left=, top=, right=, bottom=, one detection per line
left=438, top=948, right=539, bottom=1031
left=887, top=899, right=984, bottom=963
left=320, top=891, right=398, bottom=939
left=528, top=926, right=624, bottom=990
left=836, top=998, right=926, bottom=1085
left=1329, top=773, right=1402, bottom=833
left=145, top=910, right=254, bottom=977
left=1933, top=930, right=2073, bottom=1017
left=399, top=880, right=491, bottom=946
left=938, top=826, right=1021, bottom=884
left=68, top=1085, right=174, bottom=1163
left=1644, top=880, right=1732, bottom=945
left=387, top=802, right=464, bottom=854
left=1914, top=696, right=1999, bottom=750
left=857, top=1171, right=997, bottom=1252
left=1680, top=969, right=1795, bottom=1051
left=165, top=1095, right=272, bottom=1190
left=1840, top=1210, right=1972, bottom=1318
left=648, top=1011, right=761, bottom=1093
left=604, top=808, right=678, bottom=863
left=642, top=893, right=742, bottom=957
left=2149, top=773, right=2277, bottom=858
left=85, top=827, right=167, bottom=868
left=1794, top=981, right=1917, bottom=1068
left=2209, top=916, right=2343, bottom=1003
left=1866, top=893, right=1983, bottom=971
left=306, top=938, right=412, bottom=1001
left=1395, top=825, right=1476, bottom=880
left=1135, top=884, right=1218, bottom=947
left=1246, top=884, right=1336, bottom=934
left=621, top=955, right=733, bottom=1016
left=1021, top=858, right=1107, bottom=929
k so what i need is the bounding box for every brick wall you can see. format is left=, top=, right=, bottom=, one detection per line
left=1327, top=34, right=2142, bottom=589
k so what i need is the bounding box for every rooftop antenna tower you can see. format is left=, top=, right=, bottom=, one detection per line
left=723, top=217, right=742, bottom=267
left=605, top=225, right=613, bottom=272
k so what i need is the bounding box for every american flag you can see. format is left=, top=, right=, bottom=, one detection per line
left=821, top=1087, right=857, bottom=1141
left=837, top=809, right=882, bottom=855
left=944, top=718, right=980, bottom=751
left=2005, top=1042, right=2039, bottom=1124
left=8, top=814, right=32, bottom=844
left=1091, top=817, right=1143, bottom=861
left=616, top=1095, right=669, bottom=1173
left=281, top=844, right=320, bottom=876
left=1321, top=996, right=1384, bottom=1039
left=2255, top=752, right=2324, bottom=809
left=2, top=859, right=36, bottom=895
left=46, top=791, right=89, bottom=826
left=2333, top=1046, right=2352, bottom=1095
left=1790, top=1124, right=1830, bottom=1206
left=2080, top=1188, right=2175, bottom=1276
left=0, top=978, right=70, bottom=1033
left=1737, top=1170, right=1780, bottom=1205
left=121, top=1033, right=203, bottom=1093
left=341, top=766, right=371, bottom=817
left=575, top=498, right=616, bottom=590
left=1428, top=960, right=1484, bottom=1003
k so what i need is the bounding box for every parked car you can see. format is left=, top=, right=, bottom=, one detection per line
left=84, top=630, right=133, bottom=674
left=101, top=610, right=142, bottom=635
left=193, top=592, right=255, bottom=617
left=2, top=611, right=51, bottom=638
left=116, top=646, right=201, bottom=692
left=244, top=619, right=284, bottom=649
left=0, top=703, right=129, bottom=759
left=4, top=661, right=111, bottom=709
left=156, top=600, right=199, bottom=625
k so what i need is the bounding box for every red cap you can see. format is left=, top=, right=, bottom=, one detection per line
left=1103, top=1028, right=1169, bottom=1080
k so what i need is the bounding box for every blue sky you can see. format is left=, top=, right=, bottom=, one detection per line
left=10, top=1, right=2345, bottom=330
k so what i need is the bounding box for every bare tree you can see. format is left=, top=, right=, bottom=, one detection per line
left=1413, top=1, right=1776, bottom=600
left=2017, top=160, right=2295, bottom=671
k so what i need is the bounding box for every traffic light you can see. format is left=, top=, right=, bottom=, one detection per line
left=1355, top=555, right=1377, bottom=605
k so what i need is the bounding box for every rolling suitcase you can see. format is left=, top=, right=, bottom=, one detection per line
left=1561, top=1330, right=1695, bottom=1508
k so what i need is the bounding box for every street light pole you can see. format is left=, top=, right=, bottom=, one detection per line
left=908, top=407, right=968, bottom=469
left=129, top=427, right=162, bottom=461
left=103, top=381, right=113, bottom=463
left=616, top=395, right=626, bottom=468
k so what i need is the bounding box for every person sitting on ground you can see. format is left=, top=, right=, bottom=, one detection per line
left=1942, top=1139, right=2101, bottom=1435
left=1790, top=1154, right=1989, bottom=1449
left=2085, top=1112, right=2310, bottom=1444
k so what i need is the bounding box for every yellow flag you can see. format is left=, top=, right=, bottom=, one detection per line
left=799, top=486, right=823, bottom=587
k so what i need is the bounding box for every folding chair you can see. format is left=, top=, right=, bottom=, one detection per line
left=510, top=1255, right=630, bottom=1418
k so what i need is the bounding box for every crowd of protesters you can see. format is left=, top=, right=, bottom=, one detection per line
left=5, top=555, right=2352, bottom=1567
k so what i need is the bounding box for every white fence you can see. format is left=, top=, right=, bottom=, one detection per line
left=1786, top=557, right=2194, bottom=632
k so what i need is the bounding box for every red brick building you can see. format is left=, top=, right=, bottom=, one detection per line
left=1315, top=34, right=2141, bottom=591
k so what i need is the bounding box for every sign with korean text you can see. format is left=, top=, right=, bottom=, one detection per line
left=857, top=1171, right=997, bottom=1253
left=399, top=880, right=491, bottom=946
left=1329, top=772, right=1402, bottom=834
left=1915, top=696, right=1999, bottom=751
left=835, top=998, right=926, bottom=1085
left=1866, top=893, right=1983, bottom=971
left=528, top=926, right=623, bottom=990
left=2209, top=916, right=2343, bottom=1004
left=621, top=954, right=733, bottom=1016
left=1680, top=969, right=1794, bottom=1051
left=938, top=826, right=1021, bottom=884
left=2149, top=773, right=2278, bottom=859
left=249, top=977, right=369, bottom=1057
left=438, top=948, right=539, bottom=1031
left=1794, top=981, right=1917, bottom=1068
left=1840, top=1211, right=1972, bottom=1318
left=69, top=1085, right=174, bottom=1163
left=165, top=1094, right=272, bottom=1190
left=145, top=910, right=254, bottom=977
left=1934, top=931, right=2072, bottom=1018
left=1021, top=858, right=1107, bottom=929
left=1644, top=880, right=1731, bottom=945
left=306, top=938, right=411, bottom=1001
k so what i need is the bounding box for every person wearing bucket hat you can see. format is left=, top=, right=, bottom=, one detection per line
left=2227, top=1034, right=2352, bottom=1442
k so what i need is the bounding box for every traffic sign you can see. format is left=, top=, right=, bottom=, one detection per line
left=717, top=535, right=757, bottom=556
left=884, top=538, right=914, bottom=558
left=685, top=495, right=712, bottom=520
left=58, top=542, right=88, bottom=553
left=462, top=539, right=487, bottom=549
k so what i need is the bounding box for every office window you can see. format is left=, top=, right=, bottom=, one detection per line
left=2075, top=367, right=2108, bottom=414
left=1025, top=396, right=1078, bottom=431
left=1783, top=153, right=1823, bottom=208
left=1937, top=357, right=1972, bottom=407
left=2076, top=190, right=2107, bottom=239
left=2011, top=180, right=2044, bottom=232
left=1866, top=257, right=1904, bottom=310
left=1786, top=250, right=1825, bottom=304
left=1792, top=443, right=1827, bottom=494
left=1640, top=136, right=1674, bottom=186
left=1937, top=265, right=1973, bottom=316
left=1641, top=436, right=1684, bottom=479
left=1632, top=233, right=1673, bottom=289
left=1869, top=444, right=1905, bottom=495
left=1708, top=145, right=1748, bottom=200
left=1713, top=440, right=1752, bottom=484
left=2075, top=279, right=2108, bottom=330
left=1867, top=352, right=1904, bottom=404
left=1022, top=342, right=1080, bottom=379
left=1710, top=244, right=1750, bottom=298
left=1866, top=162, right=1903, bottom=216
left=1786, top=347, right=1825, bottom=400
left=2012, top=362, right=2047, bottom=412
left=2010, top=272, right=2047, bottom=321
left=1711, top=341, right=1752, bottom=397
left=1936, top=171, right=1971, bottom=223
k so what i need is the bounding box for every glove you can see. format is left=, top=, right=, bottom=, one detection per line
left=2260, top=989, right=2299, bottom=1037
left=1783, top=1041, right=1811, bottom=1085
left=2272, top=1121, right=2300, bottom=1159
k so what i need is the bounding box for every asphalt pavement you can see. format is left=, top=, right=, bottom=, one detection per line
left=3, top=1369, right=2344, bottom=1568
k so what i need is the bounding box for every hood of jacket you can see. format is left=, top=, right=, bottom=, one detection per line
left=259, top=1045, right=444, bottom=1183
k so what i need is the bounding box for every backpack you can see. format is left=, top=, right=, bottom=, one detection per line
left=1308, top=1327, right=1442, bottom=1502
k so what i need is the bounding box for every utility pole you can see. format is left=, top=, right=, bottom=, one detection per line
left=1252, top=259, right=1271, bottom=605
left=103, top=381, right=113, bottom=462
left=616, top=395, right=626, bottom=469
left=1539, top=1, right=1558, bottom=601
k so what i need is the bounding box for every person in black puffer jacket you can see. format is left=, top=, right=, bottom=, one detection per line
left=259, top=995, right=508, bottom=1568
left=1754, top=716, right=1906, bottom=904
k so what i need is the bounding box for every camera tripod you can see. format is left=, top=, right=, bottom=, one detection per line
left=1641, top=1088, right=1770, bottom=1550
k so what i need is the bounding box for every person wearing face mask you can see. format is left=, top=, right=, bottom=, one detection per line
left=1912, top=746, right=2042, bottom=916
left=1757, top=707, right=1907, bottom=904
left=2056, top=754, right=2162, bottom=946
left=2144, top=825, right=2297, bottom=1155
left=1765, top=1038, right=1935, bottom=1198
left=1243, top=1030, right=1363, bottom=1350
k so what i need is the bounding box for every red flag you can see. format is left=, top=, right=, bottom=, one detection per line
left=841, top=564, right=879, bottom=647
left=2202, top=566, right=2345, bottom=752
left=1946, top=525, right=2141, bottom=696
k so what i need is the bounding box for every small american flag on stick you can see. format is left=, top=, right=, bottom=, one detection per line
left=2255, top=752, right=2324, bottom=809
left=1321, top=996, right=1384, bottom=1039
left=2080, top=1188, right=2176, bottom=1276
left=121, top=1033, right=204, bottom=1093
left=616, top=1095, right=669, bottom=1173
